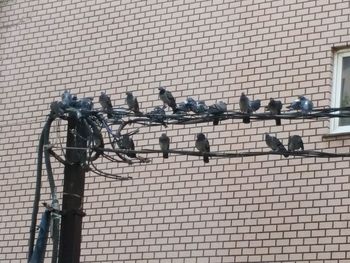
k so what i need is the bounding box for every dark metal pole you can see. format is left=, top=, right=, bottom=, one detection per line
left=58, top=116, right=87, bottom=263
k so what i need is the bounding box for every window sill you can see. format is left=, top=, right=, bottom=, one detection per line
left=322, top=132, right=350, bottom=139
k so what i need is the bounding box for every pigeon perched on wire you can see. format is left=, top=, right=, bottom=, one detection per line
left=50, top=101, right=65, bottom=117
left=99, top=92, right=114, bottom=118
left=287, top=96, right=313, bottom=114
left=266, top=98, right=283, bottom=126
left=239, top=92, right=252, bottom=124
left=177, top=101, right=190, bottom=113
left=195, top=100, right=209, bottom=114
left=125, top=91, right=141, bottom=115
left=250, top=99, right=261, bottom=112
left=158, top=87, right=177, bottom=113
left=288, top=135, right=304, bottom=152
left=265, top=133, right=289, bottom=157
left=159, top=133, right=170, bottom=159
left=208, top=101, right=227, bottom=125
left=299, top=96, right=313, bottom=114
left=177, top=98, right=208, bottom=114
left=61, top=90, right=73, bottom=108
left=79, top=97, right=94, bottom=111
left=195, top=133, right=210, bottom=163
left=186, top=97, right=198, bottom=113
left=146, top=106, right=167, bottom=127
left=117, top=134, right=136, bottom=158
left=287, top=97, right=301, bottom=111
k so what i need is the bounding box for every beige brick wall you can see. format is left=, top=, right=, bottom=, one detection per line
left=1, top=0, right=350, bottom=262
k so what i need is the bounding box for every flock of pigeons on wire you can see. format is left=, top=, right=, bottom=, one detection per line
left=103, top=87, right=311, bottom=163
left=49, top=87, right=316, bottom=164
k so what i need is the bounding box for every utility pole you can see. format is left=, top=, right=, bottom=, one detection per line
left=58, top=116, right=87, bottom=263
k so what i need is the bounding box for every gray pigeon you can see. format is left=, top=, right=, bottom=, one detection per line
left=195, top=100, right=209, bottom=114
left=99, top=92, right=113, bottom=118
left=299, top=96, right=313, bottom=114
left=288, top=135, right=304, bottom=152
left=158, top=87, right=177, bottom=113
left=195, top=133, right=210, bottom=163
left=266, top=98, right=283, bottom=126
left=186, top=97, right=198, bottom=113
left=250, top=99, right=261, bottom=112
left=79, top=97, right=94, bottom=111
left=265, top=133, right=289, bottom=157
left=177, top=101, right=190, bottom=113
left=118, top=134, right=136, bottom=158
left=50, top=101, right=64, bottom=117
left=287, top=97, right=301, bottom=111
left=61, top=90, right=73, bottom=108
left=208, top=101, right=227, bottom=125
left=146, top=106, right=167, bottom=127
left=159, top=133, right=170, bottom=158
left=126, top=91, right=141, bottom=115
left=239, top=92, right=251, bottom=124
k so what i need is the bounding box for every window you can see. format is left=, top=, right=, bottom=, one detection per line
left=330, top=49, right=350, bottom=134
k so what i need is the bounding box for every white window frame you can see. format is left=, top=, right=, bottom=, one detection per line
left=330, top=49, right=350, bottom=134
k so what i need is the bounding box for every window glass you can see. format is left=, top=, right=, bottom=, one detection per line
left=339, top=56, right=350, bottom=126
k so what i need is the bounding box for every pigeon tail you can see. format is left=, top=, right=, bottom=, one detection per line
left=163, top=152, right=169, bottom=159
left=203, top=154, right=209, bottom=163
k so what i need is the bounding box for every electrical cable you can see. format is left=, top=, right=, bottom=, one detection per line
left=28, top=117, right=52, bottom=262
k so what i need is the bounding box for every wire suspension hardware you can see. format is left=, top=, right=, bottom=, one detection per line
left=29, top=91, right=350, bottom=263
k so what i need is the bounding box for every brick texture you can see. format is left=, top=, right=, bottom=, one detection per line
left=1, top=0, right=350, bottom=262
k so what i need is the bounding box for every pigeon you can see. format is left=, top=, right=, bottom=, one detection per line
left=79, top=97, right=94, bottom=111
left=61, top=90, right=73, bottom=108
left=158, top=87, right=177, bottom=113
left=177, top=101, right=190, bottom=113
left=186, top=97, right=198, bottom=113
left=159, top=133, right=170, bottom=158
left=288, top=135, right=304, bottom=152
left=266, top=98, right=283, bottom=126
left=287, top=97, right=301, bottom=111
left=265, top=133, right=289, bottom=157
left=239, top=92, right=251, bottom=124
left=250, top=99, right=261, bottom=112
left=50, top=101, right=64, bottom=117
left=208, top=101, right=227, bottom=125
left=125, top=91, right=141, bottom=115
left=146, top=106, right=167, bottom=127
left=195, top=100, right=209, bottom=114
left=195, top=133, right=210, bottom=163
left=299, top=96, right=313, bottom=114
left=99, top=92, right=113, bottom=118
left=118, top=134, right=136, bottom=158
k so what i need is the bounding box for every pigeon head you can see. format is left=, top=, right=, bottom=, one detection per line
left=197, top=133, right=206, bottom=140
left=241, top=92, right=245, bottom=96
left=126, top=91, right=132, bottom=96
left=161, top=133, right=167, bottom=137
left=298, top=95, right=306, bottom=100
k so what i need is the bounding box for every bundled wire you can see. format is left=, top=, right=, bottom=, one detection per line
left=28, top=91, right=350, bottom=263
left=48, top=145, right=350, bottom=161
